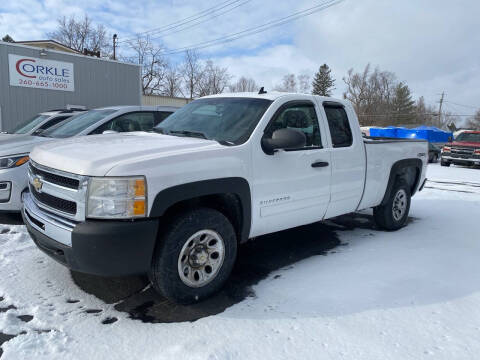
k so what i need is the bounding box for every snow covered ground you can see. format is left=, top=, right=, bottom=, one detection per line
left=1, top=163, right=479, bottom=359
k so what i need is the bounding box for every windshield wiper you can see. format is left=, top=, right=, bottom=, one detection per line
left=155, top=129, right=234, bottom=146
left=169, top=130, right=208, bottom=140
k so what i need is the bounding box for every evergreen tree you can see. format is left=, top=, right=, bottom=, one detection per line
left=392, top=82, right=415, bottom=125
left=2, top=34, right=14, bottom=43
left=312, top=64, right=335, bottom=96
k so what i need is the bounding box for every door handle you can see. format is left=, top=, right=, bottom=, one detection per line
left=311, top=161, right=329, bottom=168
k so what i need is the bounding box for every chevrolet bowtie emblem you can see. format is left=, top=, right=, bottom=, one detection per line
left=32, top=177, right=43, bottom=192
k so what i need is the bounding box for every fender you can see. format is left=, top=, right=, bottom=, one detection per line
left=150, top=177, right=252, bottom=242
left=380, top=158, right=423, bottom=206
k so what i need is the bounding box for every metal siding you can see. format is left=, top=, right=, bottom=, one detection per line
left=0, top=42, right=141, bottom=131
left=142, top=95, right=190, bottom=107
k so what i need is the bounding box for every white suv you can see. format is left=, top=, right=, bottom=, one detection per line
left=0, top=106, right=178, bottom=212
left=1, top=108, right=87, bottom=137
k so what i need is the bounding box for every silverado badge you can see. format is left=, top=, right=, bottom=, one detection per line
left=32, top=177, right=43, bottom=192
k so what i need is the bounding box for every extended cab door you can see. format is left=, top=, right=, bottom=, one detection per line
left=319, top=101, right=366, bottom=219
left=251, top=100, right=332, bottom=237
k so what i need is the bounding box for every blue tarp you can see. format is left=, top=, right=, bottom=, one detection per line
left=369, top=126, right=452, bottom=142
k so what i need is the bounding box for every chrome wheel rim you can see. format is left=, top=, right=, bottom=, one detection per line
left=392, top=189, right=407, bottom=221
left=178, top=230, right=225, bottom=288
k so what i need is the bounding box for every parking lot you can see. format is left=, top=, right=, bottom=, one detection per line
left=1, top=163, right=479, bottom=359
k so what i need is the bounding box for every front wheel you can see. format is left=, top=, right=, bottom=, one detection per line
left=440, top=159, right=450, bottom=167
left=149, top=207, right=237, bottom=304
left=374, top=180, right=411, bottom=231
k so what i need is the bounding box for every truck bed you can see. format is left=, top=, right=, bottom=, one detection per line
left=357, top=138, right=428, bottom=210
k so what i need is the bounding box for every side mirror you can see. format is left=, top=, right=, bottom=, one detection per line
left=102, top=130, right=118, bottom=135
left=262, top=128, right=306, bottom=155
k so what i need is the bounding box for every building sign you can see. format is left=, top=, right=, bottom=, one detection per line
left=8, top=54, right=74, bottom=92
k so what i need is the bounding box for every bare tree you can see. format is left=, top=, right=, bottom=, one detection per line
left=125, top=36, right=167, bottom=95
left=162, top=63, right=183, bottom=98
left=274, top=74, right=297, bottom=92
left=343, top=64, right=398, bottom=126
left=180, top=50, right=204, bottom=100
left=48, top=15, right=111, bottom=56
left=467, top=109, right=480, bottom=130
left=197, top=60, right=231, bottom=96
left=230, top=76, right=258, bottom=92
left=297, top=74, right=311, bottom=94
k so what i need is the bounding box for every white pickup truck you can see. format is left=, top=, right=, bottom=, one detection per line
left=23, top=92, right=428, bottom=304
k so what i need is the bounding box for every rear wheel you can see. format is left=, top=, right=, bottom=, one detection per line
left=440, top=159, right=451, bottom=167
left=374, top=180, right=411, bottom=231
left=432, top=154, right=438, bottom=163
left=149, top=207, right=237, bottom=304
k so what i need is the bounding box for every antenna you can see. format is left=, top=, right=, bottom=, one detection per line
left=258, top=87, right=267, bottom=95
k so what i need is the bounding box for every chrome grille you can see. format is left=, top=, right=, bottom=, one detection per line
left=30, top=187, right=77, bottom=215
left=28, top=161, right=87, bottom=222
left=29, top=163, right=80, bottom=189
left=451, top=147, right=474, bottom=156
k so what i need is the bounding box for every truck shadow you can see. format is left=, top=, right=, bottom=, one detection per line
left=71, top=213, right=383, bottom=324
left=0, top=213, right=23, bottom=226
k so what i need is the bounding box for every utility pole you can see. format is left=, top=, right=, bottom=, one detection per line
left=438, top=91, right=445, bottom=126
left=113, top=34, right=118, bottom=60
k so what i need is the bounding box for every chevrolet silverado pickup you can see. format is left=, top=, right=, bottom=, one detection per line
left=22, top=92, right=428, bottom=304
left=441, top=131, right=480, bottom=167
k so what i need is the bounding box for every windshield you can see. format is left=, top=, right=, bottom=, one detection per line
left=10, top=115, right=50, bottom=134
left=42, top=109, right=117, bottom=138
left=155, top=98, right=272, bottom=145
left=455, top=132, right=480, bottom=143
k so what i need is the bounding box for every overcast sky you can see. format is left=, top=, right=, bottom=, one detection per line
left=1, top=0, right=478, bottom=115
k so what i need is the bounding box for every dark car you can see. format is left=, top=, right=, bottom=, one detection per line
left=428, top=142, right=441, bottom=163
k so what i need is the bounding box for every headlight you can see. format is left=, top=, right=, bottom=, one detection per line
left=0, top=154, right=29, bottom=170
left=87, top=177, right=147, bottom=219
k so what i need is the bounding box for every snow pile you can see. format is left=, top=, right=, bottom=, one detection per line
left=1, top=163, right=479, bottom=359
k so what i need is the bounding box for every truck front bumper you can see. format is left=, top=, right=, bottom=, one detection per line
left=22, top=192, right=159, bottom=276
left=441, top=155, right=480, bottom=165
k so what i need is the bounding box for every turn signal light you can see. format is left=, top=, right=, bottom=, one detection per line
left=442, top=146, right=451, bottom=152
left=15, top=156, right=30, bottom=167
left=133, top=200, right=146, bottom=216
left=134, top=179, right=146, bottom=197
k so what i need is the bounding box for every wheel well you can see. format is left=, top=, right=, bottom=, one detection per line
left=381, top=159, right=422, bottom=205
left=396, top=166, right=419, bottom=194
left=161, top=194, right=244, bottom=243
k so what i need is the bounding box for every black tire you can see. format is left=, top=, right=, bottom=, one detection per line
left=440, top=159, right=450, bottom=167
left=432, top=154, right=438, bottom=163
left=149, top=207, right=237, bottom=304
left=374, top=180, right=411, bottom=231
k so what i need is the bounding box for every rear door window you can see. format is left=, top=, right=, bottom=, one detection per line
left=324, top=105, right=353, bottom=148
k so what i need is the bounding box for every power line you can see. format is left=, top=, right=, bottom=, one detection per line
left=444, top=100, right=479, bottom=109
left=130, top=0, right=253, bottom=42
left=119, top=0, right=248, bottom=44
left=145, top=0, right=344, bottom=55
